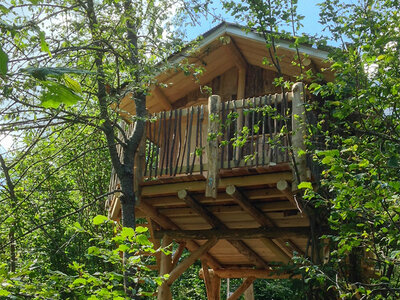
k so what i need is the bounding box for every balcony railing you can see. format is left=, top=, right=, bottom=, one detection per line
left=108, top=83, right=306, bottom=200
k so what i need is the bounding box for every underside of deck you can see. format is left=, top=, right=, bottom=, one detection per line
left=135, top=163, right=309, bottom=274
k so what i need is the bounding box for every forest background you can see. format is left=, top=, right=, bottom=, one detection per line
left=0, top=0, right=399, bottom=299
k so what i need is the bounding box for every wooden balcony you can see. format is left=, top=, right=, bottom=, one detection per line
left=109, top=83, right=307, bottom=200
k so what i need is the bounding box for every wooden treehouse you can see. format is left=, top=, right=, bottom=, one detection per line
left=108, top=23, right=332, bottom=299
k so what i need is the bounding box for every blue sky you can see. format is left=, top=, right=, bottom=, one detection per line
left=185, top=0, right=332, bottom=40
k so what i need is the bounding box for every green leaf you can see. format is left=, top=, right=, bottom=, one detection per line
left=40, top=80, right=82, bottom=108
left=39, top=31, right=52, bottom=57
left=322, top=156, right=335, bottom=165
left=73, top=278, right=87, bottom=285
left=64, top=75, right=82, bottom=93
left=0, top=289, right=10, bottom=296
left=136, top=234, right=152, bottom=245
left=298, top=182, right=313, bottom=189
left=92, top=215, right=108, bottom=225
left=88, top=246, right=100, bottom=255
left=135, top=226, right=148, bottom=233
left=117, top=244, right=130, bottom=252
left=0, top=46, right=8, bottom=75
left=121, top=227, right=135, bottom=239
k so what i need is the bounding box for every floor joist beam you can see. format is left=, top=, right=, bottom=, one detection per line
left=226, top=185, right=292, bottom=262
left=200, top=268, right=300, bottom=279
left=154, top=227, right=310, bottom=240
left=178, top=190, right=268, bottom=269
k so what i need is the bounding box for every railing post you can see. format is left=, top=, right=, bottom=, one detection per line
left=206, top=95, right=221, bottom=198
left=291, top=82, right=307, bottom=187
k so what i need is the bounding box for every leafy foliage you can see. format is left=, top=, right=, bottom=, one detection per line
left=0, top=216, right=164, bottom=299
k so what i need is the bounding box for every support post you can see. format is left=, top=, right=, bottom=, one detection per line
left=206, top=95, right=221, bottom=198
left=291, top=82, right=307, bottom=187
left=146, top=217, right=161, bottom=271
left=202, top=261, right=214, bottom=299
left=158, top=234, right=172, bottom=300
left=201, top=262, right=221, bottom=300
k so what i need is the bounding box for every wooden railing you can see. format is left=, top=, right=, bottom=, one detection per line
left=108, top=83, right=306, bottom=200
left=143, top=92, right=294, bottom=178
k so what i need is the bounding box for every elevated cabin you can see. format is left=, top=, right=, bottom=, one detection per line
left=108, top=22, right=332, bottom=299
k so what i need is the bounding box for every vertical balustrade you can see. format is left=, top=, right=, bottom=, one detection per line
left=135, top=84, right=303, bottom=181
left=205, top=95, right=221, bottom=198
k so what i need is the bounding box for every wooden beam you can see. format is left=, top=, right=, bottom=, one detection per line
left=227, top=277, right=255, bottom=300
left=200, top=268, right=300, bottom=279
left=201, top=261, right=221, bottom=300
left=277, top=179, right=301, bottom=210
left=171, top=242, right=186, bottom=270
left=137, top=201, right=222, bottom=270
left=167, top=238, right=217, bottom=285
left=160, top=234, right=172, bottom=274
left=223, top=38, right=248, bottom=71
left=146, top=217, right=161, bottom=271
left=206, top=95, right=221, bottom=198
left=153, top=86, right=172, bottom=110
left=244, top=283, right=254, bottom=300
left=226, top=185, right=274, bottom=227
left=226, top=185, right=291, bottom=263
left=202, top=261, right=214, bottom=300
left=158, top=234, right=172, bottom=300
left=178, top=190, right=268, bottom=268
left=211, top=271, right=221, bottom=300
left=223, top=38, right=247, bottom=100
left=154, top=227, right=310, bottom=240
left=141, top=172, right=293, bottom=197
left=178, top=189, right=220, bottom=228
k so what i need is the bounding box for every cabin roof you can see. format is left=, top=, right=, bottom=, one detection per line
left=118, top=22, right=333, bottom=115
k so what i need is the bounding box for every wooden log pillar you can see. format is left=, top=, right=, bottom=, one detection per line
left=291, top=82, right=307, bottom=187
left=158, top=234, right=172, bottom=300
left=202, top=261, right=221, bottom=300
left=206, top=95, right=221, bottom=198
